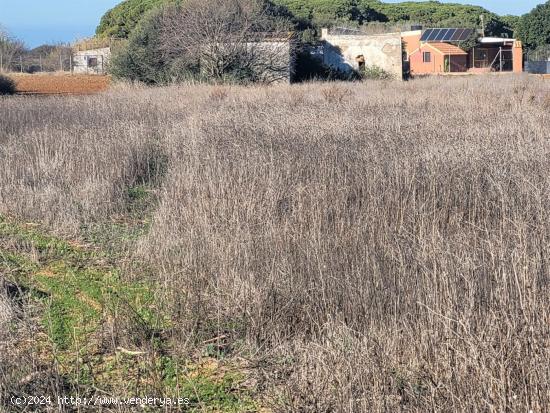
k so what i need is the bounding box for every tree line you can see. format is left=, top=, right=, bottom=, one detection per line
left=96, top=0, right=550, bottom=51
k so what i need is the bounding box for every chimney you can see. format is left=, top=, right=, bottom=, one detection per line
left=321, top=28, right=329, bottom=39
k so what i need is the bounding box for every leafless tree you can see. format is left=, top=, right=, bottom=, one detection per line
left=41, top=44, right=72, bottom=72
left=0, top=26, right=24, bottom=72
left=157, top=0, right=295, bottom=83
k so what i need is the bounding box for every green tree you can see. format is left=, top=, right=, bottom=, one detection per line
left=500, top=15, right=521, bottom=37
left=96, top=0, right=169, bottom=38
left=517, top=1, right=550, bottom=50
left=98, top=0, right=514, bottom=41
left=360, top=0, right=510, bottom=36
left=109, top=7, right=181, bottom=83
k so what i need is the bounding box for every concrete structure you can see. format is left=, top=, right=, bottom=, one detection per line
left=72, top=47, right=111, bottom=75
left=320, top=28, right=403, bottom=79
left=402, top=30, right=422, bottom=58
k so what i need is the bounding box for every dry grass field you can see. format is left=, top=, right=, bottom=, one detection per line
left=8, top=73, right=110, bottom=95
left=0, top=76, right=549, bottom=412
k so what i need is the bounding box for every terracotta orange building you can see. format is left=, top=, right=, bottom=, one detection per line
left=409, top=42, right=468, bottom=73
left=401, top=28, right=523, bottom=76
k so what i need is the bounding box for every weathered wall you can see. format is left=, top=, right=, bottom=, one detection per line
left=246, top=41, right=293, bottom=83
left=321, top=29, right=403, bottom=79
left=72, top=48, right=111, bottom=75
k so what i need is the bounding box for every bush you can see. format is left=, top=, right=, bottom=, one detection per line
left=109, top=7, right=183, bottom=84
left=111, top=0, right=295, bottom=85
left=361, top=64, right=393, bottom=80
left=0, top=74, right=15, bottom=95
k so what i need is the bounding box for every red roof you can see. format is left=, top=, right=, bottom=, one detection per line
left=426, top=43, right=468, bottom=55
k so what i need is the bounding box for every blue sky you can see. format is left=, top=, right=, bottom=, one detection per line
left=384, top=1, right=542, bottom=16
left=0, top=0, right=120, bottom=47
left=0, top=0, right=544, bottom=48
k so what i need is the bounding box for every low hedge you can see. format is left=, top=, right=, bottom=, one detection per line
left=0, top=74, right=16, bottom=95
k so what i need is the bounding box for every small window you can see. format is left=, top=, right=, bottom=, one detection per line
left=423, top=52, right=431, bottom=63
left=87, top=57, right=98, bottom=68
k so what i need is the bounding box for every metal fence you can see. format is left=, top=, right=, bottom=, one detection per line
left=0, top=52, right=73, bottom=73
left=0, top=39, right=121, bottom=74
left=525, top=46, right=550, bottom=74
left=527, top=46, right=550, bottom=62
left=525, top=60, right=550, bottom=74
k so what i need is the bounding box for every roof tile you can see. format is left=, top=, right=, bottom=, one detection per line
left=427, top=43, right=468, bottom=55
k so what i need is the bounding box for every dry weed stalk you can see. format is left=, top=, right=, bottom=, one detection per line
left=0, top=75, right=548, bottom=412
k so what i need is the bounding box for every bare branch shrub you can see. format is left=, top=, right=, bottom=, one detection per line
left=0, top=26, right=24, bottom=72
left=159, top=0, right=294, bottom=83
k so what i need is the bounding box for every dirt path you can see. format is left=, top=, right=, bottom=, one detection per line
left=9, top=73, right=110, bottom=95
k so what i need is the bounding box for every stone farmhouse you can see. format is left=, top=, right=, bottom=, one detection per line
left=320, top=26, right=524, bottom=79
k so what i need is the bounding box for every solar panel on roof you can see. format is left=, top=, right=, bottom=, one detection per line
left=429, top=29, right=442, bottom=41
left=420, top=28, right=475, bottom=43
left=456, top=28, right=474, bottom=41
left=443, top=29, right=458, bottom=42
left=420, top=29, right=433, bottom=42
left=432, top=29, right=442, bottom=41
left=446, top=29, right=458, bottom=41
left=451, top=28, right=465, bottom=41
left=432, top=29, right=443, bottom=41
left=434, top=29, right=449, bottom=41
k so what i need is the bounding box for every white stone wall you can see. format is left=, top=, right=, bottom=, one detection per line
left=72, top=47, right=111, bottom=74
left=321, top=30, right=403, bottom=79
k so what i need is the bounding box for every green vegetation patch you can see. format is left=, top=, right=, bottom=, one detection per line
left=0, top=215, right=159, bottom=350
left=0, top=215, right=258, bottom=409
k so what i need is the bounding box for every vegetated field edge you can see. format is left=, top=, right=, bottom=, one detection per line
left=0, top=214, right=259, bottom=412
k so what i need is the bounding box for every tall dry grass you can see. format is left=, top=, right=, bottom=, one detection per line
left=1, top=75, right=549, bottom=411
